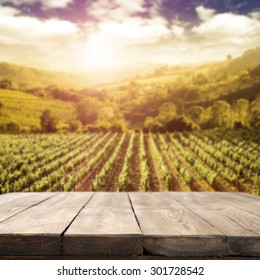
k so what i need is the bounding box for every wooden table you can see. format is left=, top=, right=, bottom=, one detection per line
left=0, top=192, right=259, bottom=258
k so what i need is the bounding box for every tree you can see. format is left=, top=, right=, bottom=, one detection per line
left=98, top=106, right=115, bottom=122
left=226, top=54, right=232, bottom=61
left=250, top=64, right=260, bottom=79
left=49, top=87, right=80, bottom=102
left=193, top=73, right=208, bottom=85
left=234, top=99, right=250, bottom=127
left=69, top=120, right=82, bottom=132
left=249, top=97, right=260, bottom=127
left=211, top=101, right=232, bottom=128
left=165, top=116, right=193, bottom=132
left=144, top=116, right=153, bottom=130
left=156, top=102, right=176, bottom=125
left=5, top=121, right=20, bottom=132
left=110, top=119, right=127, bottom=132
left=187, top=106, right=204, bottom=125
left=76, top=97, right=100, bottom=125
left=200, top=107, right=215, bottom=129
left=0, top=79, right=13, bottom=89
left=239, top=70, right=251, bottom=83
left=40, top=110, right=57, bottom=133
left=127, top=80, right=139, bottom=99
left=144, top=117, right=165, bottom=132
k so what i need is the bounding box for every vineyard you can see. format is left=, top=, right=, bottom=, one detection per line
left=0, top=130, right=259, bottom=195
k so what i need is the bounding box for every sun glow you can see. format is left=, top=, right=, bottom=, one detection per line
left=84, top=33, right=123, bottom=70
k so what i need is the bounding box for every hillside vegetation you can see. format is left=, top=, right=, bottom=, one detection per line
left=0, top=47, right=260, bottom=133
left=0, top=89, right=76, bottom=132
left=0, top=62, right=90, bottom=91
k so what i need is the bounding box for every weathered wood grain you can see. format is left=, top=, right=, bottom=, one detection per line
left=239, top=192, right=260, bottom=200
left=171, top=192, right=260, bottom=256
left=0, top=192, right=259, bottom=258
left=210, top=192, right=260, bottom=217
left=0, top=192, right=55, bottom=223
left=0, top=192, right=93, bottom=256
left=63, top=192, right=143, bottom=256
left=129, top=192, right=226, bottom=257
left=128, top=192, right=175, bottom=209
left=86, top=192, right=131, bottom=209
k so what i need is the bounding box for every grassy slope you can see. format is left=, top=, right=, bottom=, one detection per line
left=98, top=73, right=182, bottom=92
left=0, top=89, right=76, bottom=131
left=0, top=61, right=90, bottom=90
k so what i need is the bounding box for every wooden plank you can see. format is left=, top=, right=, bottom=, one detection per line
left=171, top=192, right=260, bottom=257
left=210, top=192, right=260, bottom=217
left=178, top=192, right=260, bottom=235
left=34, top=192, right=93, bottom=209
left=129, top=192, right=225, bottom=257
left=0, top=192, right=258, bottom=258
left=128, top=192, right=175, bottom=209
left=170, top=192, right=259, bottom=236
left=0, top=192, right=56, bottom=223
left=0, top=192, right=93, bottom=256
left=63, top=192, right=143, bottom=256
left=86, top=192, right=132, bottom=209
left=239, top=193, right=260, bottom=200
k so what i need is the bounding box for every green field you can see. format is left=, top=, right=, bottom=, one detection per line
left=0, top=89, right=76, bottom=131
left=0, top=129, right=259, bottom=195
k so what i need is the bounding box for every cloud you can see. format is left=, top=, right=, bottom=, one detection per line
left=0, top=11, right=80, bottom=46
left=0, top=4, right=83, bottom=71
left=0, top=1, right=190, bottom=71
left=196, top=5, right=216, bottom=21
left=83, top=16, right=173, bottom=69
left=193, top=10, right=260, bottom=46
left=1, top=0, right=31, bottom=4
left=125, top=5, right=260, bottom=66
left=1, top=0, right=73, bottom=9
left=83, top=0, right=188, bottom=68
left=0, top=2, right=259, bottom=75
left=171, top=25, right=185, bottom=39
left=97, top=17, right=170, bottom=45
left=0, top=4, right=20, bottom=16
left=42, top=0, right=73, bottom=8
left=87, top=0, right=146, bottom=21
left=249, top=12, right=260, bottom=20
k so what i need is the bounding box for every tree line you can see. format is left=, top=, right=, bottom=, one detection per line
left=0, top=48, right=260, bottom=133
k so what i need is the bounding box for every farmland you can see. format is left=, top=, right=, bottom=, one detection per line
left=0, top=89, right=76, bottom=131
left=0, top=129, right=259, bottom=195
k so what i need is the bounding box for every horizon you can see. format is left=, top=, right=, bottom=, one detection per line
left=0, top=0, right=259, bottom=78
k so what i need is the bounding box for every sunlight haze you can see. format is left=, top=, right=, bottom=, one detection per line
left=0, top=0, right=259, bottom=78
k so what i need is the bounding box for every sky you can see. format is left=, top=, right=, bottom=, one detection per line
left=0, top=0, right=259, bottom=75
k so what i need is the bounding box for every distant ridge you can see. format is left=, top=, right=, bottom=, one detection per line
left=0, top=61, right=91, bottom=90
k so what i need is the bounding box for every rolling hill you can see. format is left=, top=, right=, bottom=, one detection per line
left=0, top=62, right=90, bottom=91
left=0, top=89, right=76, bottom=131
left=0, top=47, right=260, bottom=132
